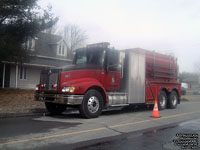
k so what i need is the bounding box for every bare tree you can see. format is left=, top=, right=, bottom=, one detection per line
left=59, top=24, right=87, bottom=58
left=194, top=62, right=200, bottom=73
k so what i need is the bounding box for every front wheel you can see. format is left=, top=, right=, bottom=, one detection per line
left=45, top=102, right=67, bottom=115
left=168, top=91, right=178, bottom=109
left=79, top=89, right=103, bottom=118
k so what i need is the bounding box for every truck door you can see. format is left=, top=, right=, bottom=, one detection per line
left=104, top=49, right=121, bottom=91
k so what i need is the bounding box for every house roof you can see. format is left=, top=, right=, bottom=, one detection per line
left=37, top=32, right=63, bottom=45
left=30, top=32, right=72, bottom=67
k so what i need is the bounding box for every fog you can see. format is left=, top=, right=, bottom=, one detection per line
left=39, top=0, right=200, bottom=72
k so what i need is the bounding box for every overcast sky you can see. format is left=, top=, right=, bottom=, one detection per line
left=39, top=0, right=200, bottom=73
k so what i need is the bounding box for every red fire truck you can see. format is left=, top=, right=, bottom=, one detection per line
left=35, top=42, right=181, bottom=118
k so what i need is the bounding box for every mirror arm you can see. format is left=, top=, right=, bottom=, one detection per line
left=106, top=66, right=109, bottom=73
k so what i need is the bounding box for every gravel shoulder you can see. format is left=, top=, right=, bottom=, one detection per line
left=0, top=89, right=45, bottom=117
left=181, top=94, right=200, bottom=101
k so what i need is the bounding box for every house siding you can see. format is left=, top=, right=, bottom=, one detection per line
left=10, top=66, right=41, bottom=89
left=18, top=67, right=41, bottom=89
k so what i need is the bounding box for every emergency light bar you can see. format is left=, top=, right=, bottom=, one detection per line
left=87, top=42, right=110, bottom=49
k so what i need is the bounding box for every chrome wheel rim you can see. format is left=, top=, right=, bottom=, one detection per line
left=172, top=95, right=177, bottom=106
left=159, top=95, right=166, bottom=107
left=87, top=96, right=99, bottom=114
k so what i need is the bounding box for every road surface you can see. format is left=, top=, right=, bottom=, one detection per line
left=0, top=99, right=200, bottom=150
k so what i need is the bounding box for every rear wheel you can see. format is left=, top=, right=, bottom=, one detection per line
left=158, top=91, right=167, bottom=110
left=79, top=89, right=103, bottom=118
left=168, top=91, right=178, bottom=109
left=45, top=102, right=67, bottom=115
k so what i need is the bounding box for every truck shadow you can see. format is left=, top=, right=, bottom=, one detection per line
left=102, top=104, right=154, bottom=116
left=49, top=104, right=154, bottom=119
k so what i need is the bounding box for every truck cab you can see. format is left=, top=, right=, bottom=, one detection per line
left=35, top=42, right=124, bottom=118
left=72, top=43, right=122, bottom=92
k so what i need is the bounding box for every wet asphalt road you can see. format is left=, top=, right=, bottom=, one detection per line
left=40, top=119, right=200, bottom=150
left=0, top=100, right=200, bottom=150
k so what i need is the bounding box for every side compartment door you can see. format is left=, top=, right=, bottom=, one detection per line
left=127, top=53, right=146, bottom=103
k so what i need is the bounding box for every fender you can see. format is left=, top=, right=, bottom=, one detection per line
left=172, top=88, right=181, bottom=97
left=60, top=77, right=108, bottom=101
left=160, top=87, right=170, bottom=93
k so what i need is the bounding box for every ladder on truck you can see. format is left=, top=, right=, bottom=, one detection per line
left=149, top=51, right=178, bottom=79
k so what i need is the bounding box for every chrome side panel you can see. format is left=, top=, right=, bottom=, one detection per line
left=107, top=92, right=127, bottom=106
left=127, top=53, right=145, bottom=103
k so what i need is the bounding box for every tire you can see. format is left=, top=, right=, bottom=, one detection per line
left=79, top=89, right=103, bottom=118
left=45, top=102, right=67, bottom=115
left=158, top=91, right=167, bottom=110
left=168, top=91, right=178, bottom=109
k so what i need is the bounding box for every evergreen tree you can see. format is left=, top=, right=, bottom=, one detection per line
left=0, top=0, right=58, bottom=62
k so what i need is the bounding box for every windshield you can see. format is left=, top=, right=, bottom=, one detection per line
left=73, top=48, right=105, bottom=65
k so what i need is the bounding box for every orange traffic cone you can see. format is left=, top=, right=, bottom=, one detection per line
left=152, top=99, right=160, bottom=118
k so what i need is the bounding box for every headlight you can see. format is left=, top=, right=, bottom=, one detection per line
left=62, top=87, right=75, bottom=93
left=62, top=87, right=70, bottom=92
left=35, top=84, right=40, bottom=91
left=35, top=86, right=39, bottom=91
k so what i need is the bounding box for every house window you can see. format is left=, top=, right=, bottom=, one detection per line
left=62, top=45, right=65, bottom=55
left=23, top=38, right=35, bottom=51
left=59, top=45, right=62, bottom=55
left=19, top=67, right=27, bottom=80
left=57, top=43, right=66, bottom=56
left=29, top=39, right=35, bottom=51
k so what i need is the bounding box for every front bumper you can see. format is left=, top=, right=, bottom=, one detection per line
left=35, top=93, right=83, bottom=105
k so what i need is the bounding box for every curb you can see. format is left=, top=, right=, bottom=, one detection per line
left=0, top=111, right=47, bottom=119
left=0, top=108, right=78, bottom=119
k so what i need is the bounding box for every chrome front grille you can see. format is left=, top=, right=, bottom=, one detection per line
left=40, top=70, right=59, bottom=91
left=48, top=73, right=58, bottom=90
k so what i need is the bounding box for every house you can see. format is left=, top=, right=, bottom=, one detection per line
left=0, top=32, right=72, bottom=89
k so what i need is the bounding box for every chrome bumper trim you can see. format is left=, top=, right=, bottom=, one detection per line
left=35, top=93, right=83, bottom=105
